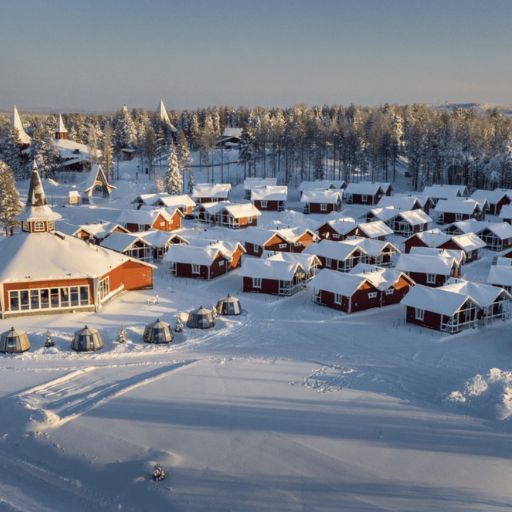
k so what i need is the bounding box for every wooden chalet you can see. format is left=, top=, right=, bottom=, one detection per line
left=101, top=232, right=153, bottom=262
left=341, top=237, right=400, bottom=266
left=317, top=217, right=358, bottom=241
left=356, top=220, right=394, bottom=240
left=367, top=207, right=432, bottom=236
left=72, top=221, right=129, bottom=244
left=395, top=252, right=460, bottom=287
left=192, top=183, right=232, bottom=203
left=251, top=186, right=288, bottom=211
left=304, top=240, right=367, bottom=272
left=244, top=177, right=278, bottom=199
left=499, top=204, right=512, bottom=224
left=117, top=208, right=183, bottom=232
left=300, top=190, right=342, bottom=214
left=164, top=241, right=245, bottom=279
left=196, top=202, right=261, bottom=228
left=433, top=199, right=484, bottom=224
left=242, top=227, right=317, bottom=257
left=297, top=180, right=346, bottom=198
left=478, top=222, right=512, bottom=251
left=242, top=253, right=319, bottom=296
left=344, top=182, right=391, bottom=205
left=402, top=280, right=511, bottom=333
left=216, top=127, right=243, bottom=150
left=139, top=230, right=188, bottom=260
left=471, top=189, right=512, bottom=216
left=0, top=167, right=154, bottom=318
left=132, top=193, right=196, bottom=216
left=422, top=184, right=468, bottom=205
left=487, top=262, right=512, bottom=292
left=376, top=194, right=432, bottom=213
left=310, top=265, right=414, bottom=314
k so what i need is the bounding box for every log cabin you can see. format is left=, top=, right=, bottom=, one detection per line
left=242, top=227, right=317, bottom=257
left=138, top=230, right=188, bottom=260
left=395, top=252, right=461, bottom=287
left=317, top=217, right=358, bottom=241
left=356, top=220, right=394, bottom=240
left=433, top=199, right=485, bottom=224
left=100, top=232, right=153, bottom=262
left=344, top=182, right=391, bottom=205
left=300, top=190, right=342, bottom=214
left=251, top=186, right=288, bottom=211
left=244, top=177, right=278, bottom=199
left=304, top=240, right=368, bottom=272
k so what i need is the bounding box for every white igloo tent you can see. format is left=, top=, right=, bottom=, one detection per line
left=0, top=327, right=31, bottom=353
left=71, top=325, right=104, bottom=352
left=216, top=294, right=242, bottom=316
left=143, top=319, right=173, bottom=344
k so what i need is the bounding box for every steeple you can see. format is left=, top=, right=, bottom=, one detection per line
left=11, top=105, right=31, bottom=146
left=55, top=114, right=68, bottom=140
left=157, top=99, right=177, bottom=132
left=18, top=161, right=62, bottom=233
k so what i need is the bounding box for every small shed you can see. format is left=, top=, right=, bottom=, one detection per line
left=0, top=327, right=31, bottom=353
left=143, top=318, right=173, bottom=344
left=187, top=306, right=215, bottom=329
left=216, top=294, right=242, bottom=315
left=68, top=190, right=81, bottom=206
left=71, top=325, right=104, bottom=352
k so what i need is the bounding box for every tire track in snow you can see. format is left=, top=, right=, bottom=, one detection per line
left=18, top=359, right=198, bottom=431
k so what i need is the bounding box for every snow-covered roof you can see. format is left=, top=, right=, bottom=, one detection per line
left=298, top=180, right=345, bottom=192
left=446, top=218, right=485, bottom=234
left=138, top=229, right=188, bottom=248
left=450, top=232, right=486, bottom=251
left=422, top=184, right=467, bottom=199
left=434, top=199, right=481, bottom=215
left=300, top=190, right=342, bottom=204
left=443, top=278, right=511, bottom=308
left=220, top=203, right=261, bottom=218
left=267, top=252, right=320, bottom=271
left=369, top=206, right=400, bottom=222
left=222, top=127, right=243, bottom=139
left=73, top=221, right=127, bottom=239
left=349, top=263, right=412, bottom=290
left=101, top=232, right=149, bottom=253
left=395, top=253, right=456, bottom=275
left=243, top=227, right=314, bottom=246
left=377, top=195, right=423, bottom=210
left=11, top=106, right=31, bottom=145
left=479, top=222, right=512, bottom=240
left=251, top=186, right=288, bottom=201
left=319, top=217, right=357, bottom=236
left=397, top=209, right=432, bottom=226
left=244, top=177, right=277, bottom=190
left=309, top=269, right=370, bottom=296
left=401, top=284, right=473, bottom=316
left=471, top=189, right=512, bottom=205
left=81, top=164, right=115, bottom=194
left=116, top=207, right=180, bottom=226
left=407, top=228, right=450, bottom=248
left=304, top=239, right=366, bottom=260
left=409, top=246, right=465, bottom=265
left=56, top=113, right=67, bottom=134
left=18, top=164, right=62, bottom=223
left=494, top=257, right=512, bottom=267
left=345, top=182, right=384, bottom=196
left=163, top=240, right=243, bottom=265
left=499, top=204, right=512, bottom=220
left=242, top=258, right=304, bottom=281
left=53, top=138, right=99, bottom=160
left=341, top=237, right=399, bottom=257
left=487, top=265, right=512, bottom=287
left=192, top=183, right=232, bottom=199
left=357, top=220, right=394, bottom=239
left=0, top=231, right=153, bottom=283
left=153, top=194, right=195, bottom=209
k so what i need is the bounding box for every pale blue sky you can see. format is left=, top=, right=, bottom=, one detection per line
left=1, top=0, right=511, bottom=111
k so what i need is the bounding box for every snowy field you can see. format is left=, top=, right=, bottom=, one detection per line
left=1, top=160, right=512, bottom=511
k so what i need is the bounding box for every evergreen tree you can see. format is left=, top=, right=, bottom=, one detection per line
left=165, top=142, right=183, bottom=194
left=101, top=124, right=114, bottom=179
left=3, top=128, right=24, bottom=179
left=0, top=161, right=22, bottom=235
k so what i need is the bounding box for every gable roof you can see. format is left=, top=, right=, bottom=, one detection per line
left=434, top=198, right=481, bottom=215
left=242, top=257, right=305, bottom=281
left=11, top=105, right=31, bottom=145
left=73, top=221, right=128, bottom=239
left=377, top=195, right=423, bottom=210
left=244, top=177, right=277, bottom=190
left=449, top=232, right=486, bottom=252
left=499, top=204, right=512, bottom=220
left=267, top=252, right=321, bottom=271
left=251, top=185, right=288, bottom=201
left=340, top=237, right=400, bottom=257
left=304, top=239, right=366, bottom=260
left=298, top=180, right=345, bottom=192
left=116, top=207, right=181, bottom=227
left=319, top=217, right=357, bottom=236
left=397, top=209, right=432, bottom=226
left=138, top=229, right=188, bottom=248
left=401, top=284, right=473, bottom=316
left=471, top=189, right=512, bottom=205
left=349, top=263, right=414, bottom=290
left=357, top=220, right=394, bottom=239
left=192, top=183, right=232, bottom=199
left=488, top=264, right=512, bottom=287
left=479, top=222, right=512, bottom=240
left=82, top=164, right=116, bottom=194
left=369, top=206, right=400, bottom=222
left=300, top=190, right=342, bottom=204
left=406, top=228, right=451, bottom=248
left=220, top=203, right=262, bottom=218
left=395, top=253, right=456, bottom=275
left=409, top=246, right=466, bottom=265
left=345, top=182, right=384, bottom=196
left=443, top=278, right=511, bottom=308
left=309, top=268, right=372, bottom=296
left=163, top=240, right=244, bottom=265
left=101, top=232, right=150, bottom=253
left=422, top=184, right=467, bottom=199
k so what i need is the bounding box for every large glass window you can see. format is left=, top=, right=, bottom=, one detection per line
left=98, top=278, right=109, bottom=301
left=7, top=285, right=91, bottom=313
left=9, top=291, right=19, bottom=311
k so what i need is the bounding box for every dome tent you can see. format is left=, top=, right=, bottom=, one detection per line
left=71, top=325, right=104, bottom=352
left=216, top=294, right=242, bottom=316
left=143, top=319, right=173, bottom=344
left=186, top=306, right=215, bottom=329
left=0, top=327, right=31, bottom=353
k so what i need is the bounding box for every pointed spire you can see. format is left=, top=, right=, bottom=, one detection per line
left=157, top=99, right=177, bottom=132
left=27, top=161, right=48, bottom=208
left=57, top=113, right=68, bottom=134
left=122, top=104, right=129, bottom=114
left=11, top=105, right=31, bottom=145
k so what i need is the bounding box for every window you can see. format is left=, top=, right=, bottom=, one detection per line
left=415, top=308, right=425, bottom=321
left=7, top=285, right=90, bottom=312
left=368, top=292, right=378, bottom=299
left=333, top=233, right=340, bottom=240
left=80, top=286, right=90, bottom=305
left=320, top=203, right=327, bottom=211
left=98, top=277, right=109, bottom=301
left=334, top=293, right=342, bottom=305
left=325, top=257, right=332, bottom=267
left=253, top=278, right=262, bottom=289
left=455, top=213, right=463, bottom=221
left=219, top=260, right=225, bottom=266
left=192, top=264, right=201, bottom=274
left=33, top=221, right=45, bottom=232
left=9, top=291, right=19, bottom=311
left=278, top=243, right=287, bottom=249
left=260, top=200, right=267, bottom=208
left=385, top=288, right=394, bottom=295
left=426, top=273, right=436, bottom=284
left=361, top=195, right=368, bottom=203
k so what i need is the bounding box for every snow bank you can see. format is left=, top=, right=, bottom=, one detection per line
left=446, top=368, right=512, bottom=420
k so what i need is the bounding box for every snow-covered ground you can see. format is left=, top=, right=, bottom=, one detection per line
left=1, top=161, right=512, bottom=511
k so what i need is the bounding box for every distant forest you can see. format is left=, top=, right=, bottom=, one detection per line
left=2, top=103, right=512, bottom=190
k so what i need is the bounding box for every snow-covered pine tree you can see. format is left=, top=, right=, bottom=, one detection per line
left=165, top=142, right=183, bottom=194
left=101, top=124, right=114, bottom=179
left=0, top=160, right=23, bottom=235
left=3, top=128, right=24, bottom=179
